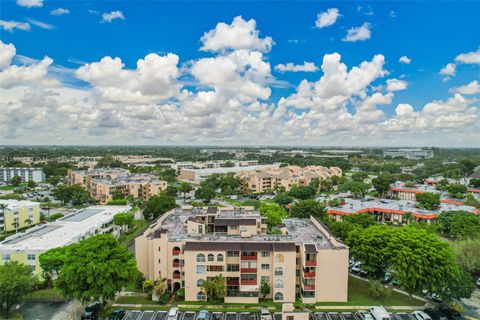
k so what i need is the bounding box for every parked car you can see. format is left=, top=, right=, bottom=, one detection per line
left=108, top=309, right=126, bottom=320
left=359, top=269, right=369, bottom=277
left=425, top=293, right=443, bottom=303
left=369, top=306, right=391, bottom=320
left=349, top=259, right=356, bottom=268
left=260, top=307, right=273, bottom=320
left=476, top=277, right=480, bottom=288
left=357, top=311, right=375, bottom=320
left=80, top=302, right=101, bottom=320
left=382, top=272, right=393, bottom=284
left=352, top=262, right=362, bottom=273
left=413, top=311, right=433, bottom=320
left=198, top=310, right=210, bottom=320
left=438, top=308, right=464, bottom=320
left=168, top=307, right=180, bottom=320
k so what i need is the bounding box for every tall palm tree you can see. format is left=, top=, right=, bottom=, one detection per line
left=0, top=203, right=8, bottom=234
left=24, top=218, right=32, bottom=227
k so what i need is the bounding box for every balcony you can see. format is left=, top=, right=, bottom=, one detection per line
left=241, top=255, right=257, bottom=261
left=303, top=271, right=316, bottom=278
left=240, top=279, right=257, bottom=285
left=303, top=284, right=315, bottom=290
left=226, top=291, right=258, bottom=297
left=173, top=273, right=181, bottom=279
left=227, top=279, right=240, bottom=286
left=172, top=249, right=181, bottom=256
left=305, top=260, right=317, bottom=267
left=240, top=268, right=257, bottom=273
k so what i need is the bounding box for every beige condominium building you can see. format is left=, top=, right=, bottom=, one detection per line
left=236, top=165, right=343, bottom=194
left=67, top=168, right=167, bottom=204
left=135, top=206, right=348, bottom=304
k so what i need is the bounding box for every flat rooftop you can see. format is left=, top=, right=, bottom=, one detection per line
left=182, top=164, right=281, bottom=175
left=0, top=199, right=40, bottom=210
left=146, top=207, right=342, bottom=250
left=0, top=205, right=130, bottom=252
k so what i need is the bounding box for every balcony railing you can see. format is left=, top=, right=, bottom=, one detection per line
left=303, top=284, right=315, bottom=290
left=173, top=273, right=181, bottom=279
left=241, top=255, right=257, bottom=261
left=226, top=291, right=258, bottom=297
left=227, top=279, right=240, bottom=286
left=303, top=272, right=316, bottom=278
left=173, top=261, right=180, bottom=267
left=240, top=279, right=257, bottom=285
left=240, top=268, right=257, bottom=273
left=305, top=260, right=317, bottom=267
left=172, top=249, right=181, bottom=256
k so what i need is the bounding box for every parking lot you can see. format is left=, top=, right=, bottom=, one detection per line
left=119, top=310, right=424, bottom=320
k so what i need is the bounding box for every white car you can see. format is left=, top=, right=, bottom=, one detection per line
left=413, top=311, right=432, bottom=320
left=167, top=307, right=179, bottom=320
left=352, top=262, right=362, bottom=273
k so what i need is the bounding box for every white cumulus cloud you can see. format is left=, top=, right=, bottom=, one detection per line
left=342, top=23, right=371, bottom=42
left=274, top=62, right=318, bottom=73
left=439, top=63, right=456, bottom=80
left=386, top=79, right=408, bottom=91
left=315, top=8, right=340, bottom=29
left=200, top=16, right=274, bottom=53
left=399, top=56, right=411, bottom=64
left=16, top=0, right=42, bottom=8
left=51, top=8, right=70, bottom=15
left=455, top=48, right=480, bottom=65
left=101, top=10, right=125, bottom=23
left=0, top=20, right=31, bottom=32
left=451, top=80, right=480, bottom=95
left=0, top=41, right=16, bottom=70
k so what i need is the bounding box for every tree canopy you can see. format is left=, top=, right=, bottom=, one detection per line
left=288, top=185, right=316, bottom=199
left=290, top=200, right=326, bottom=219
left=437, top=210, right=480, bottom=240
left=340, top=180, right=371, bottom=198
left=143, top=194, right=177, bottom=220
left=446, top=184, right=468, bottom=199
left=53, top=184, right=91, bottom=205
left=0, top=261, right=35, bottom=318
left=415, top=192, right=440, bottom=210
left=371, top=174, right=395, bottom=196
left=55, top=234, right=139, bottom=303
left=259, top=203, right=288, bottom=230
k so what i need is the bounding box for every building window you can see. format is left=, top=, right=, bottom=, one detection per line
left=196, top=265, right=206, bottom=274
left=261, top=264, right=270, bottom=270
left=197, top=254, right=205, bottom=262
left=197, top=292, right=206, bottom=301
left=230, top=225, right=238, bottom=230
left=217, top=254, right=224, bottom=262
left=274, top=292, right=284, bottom=301
left=261, top=251, right=270, bottom=257
left=208, top=254, right=214, bottom=262
left=227, top=264, right=239, bottom=272
left=275, top=254, right=285, bottom=263
left=227, top=251, right=239, bottom=257
left=27, top=254, right=36, bottom=261
left=287, top=316, right=294, bottom=320
left=197, top=279, right=205, bottom=287
left=275, top=267, right=284, bottom=276
left=275, top=279, right=284, bottom=288
left=261, top=276, right=270, bottom=283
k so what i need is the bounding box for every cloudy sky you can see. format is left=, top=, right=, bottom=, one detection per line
left=0, top=1, right=479, bottom=146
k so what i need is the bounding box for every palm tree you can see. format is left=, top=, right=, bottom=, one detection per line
left=24, top=218, right=32, bottom=227
left=0, top=203, right=8, bottom=234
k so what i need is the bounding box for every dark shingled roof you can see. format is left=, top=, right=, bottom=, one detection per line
left=214, top=218, right=257, bottom=226
left=304, top=243, right=318, bottom=253
left=184, top=241, right=296, bottom=252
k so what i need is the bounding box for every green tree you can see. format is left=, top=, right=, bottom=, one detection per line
left=437, top=210, right=480, bottom=239
left=454, top=238, right=480, bottom=274
left=201, top=275, right=226, bottom=302
left=143, top=194, right=177, bottom=220
left=164, top=185, right=178, bottom=198
left=39, top=246, right=69, bottom=282
left=290, top=200, right=326, bottom=219
left=371, top=174, right=395, bottom=196
left=260, top=280, right=271, bottom=299
left=343, top=212, right=375, bottom=228
left=415, top=192, right=440, bottom=210
left=387, top=226, right=458, bottom=301
left=55, top=234, right=138, bottom=303
left=288, top=185, right=316, bottom=199
left=10, top=175, right=22, bottom=187
left=219, top=174, right=241, bottom=195
left=112, top=190, right=125, bottom=200
left=0, top=261, right=35, bottom=318
left=446, top=184, right=468, bottom=199
left=274, top=193, right=293, bottom=208
left=340, top=181, right=371, bottom=198
left=178, top=182, right=193, bottom=200
left=348, top=225, right=394, bottom=279
left=352, top=172, right=369, bottom=182
left=469, top=178, right=480, bottom=188
left=438, top=268, right=475, bottom=302
left=327, top=221, right=361, bottom=241
left=259, top=203, right=288, bottom=230
left=194, top=185, right=216, bottom=203
left=113, top=212, right=135, bottom=233
left=53, top=184, right=91, bottom=205
left=27, top=180, right=36, bottom=189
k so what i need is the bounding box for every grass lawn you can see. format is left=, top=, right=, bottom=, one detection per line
left=115, top=294, right=159, bottom=305
left=121, top=219, right=151, bottom=248
left=314, top=276, right=424, bottom=307
left=0, top=185, right=15, bottom=190
left=27, top=287, right=64, bottom=300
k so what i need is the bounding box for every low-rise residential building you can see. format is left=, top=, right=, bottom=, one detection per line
left=179, top=164, right=280, bottom=184
left=172, top=160, right=259, bottom=171
left=383, top=148, right=434, bottom=160
left=67, top=169, right=167, bottom=204
left=0, top=167, right=45, bottom=183
left=0, top=200, right=40, bottom=233
left=236, top=166, right=342, bottom=194
left=327, top=198, right=478, bottom=225
left=135, top=206, right=349, bottom=304
left=0, top=205, right=130, bottom=275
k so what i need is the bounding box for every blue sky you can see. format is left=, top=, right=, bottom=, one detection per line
left=0, top=1, right=479, bottom=146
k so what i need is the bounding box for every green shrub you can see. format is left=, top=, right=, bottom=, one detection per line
left=48, top=213, right=64, bottom=221
left=368, top=280, right=388, bottom=298
left=107, top=199, right=128, bottom=205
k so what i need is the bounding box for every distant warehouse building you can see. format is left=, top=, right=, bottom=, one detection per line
left=0, top=167, right=45, bottom=183
left=0, top=200, right=40, bottom=233
left=0, top=205, right=130, bottom=275
left=179, top=164, right=281, bottom=184
left=383, top=149, right=433, bottom=160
